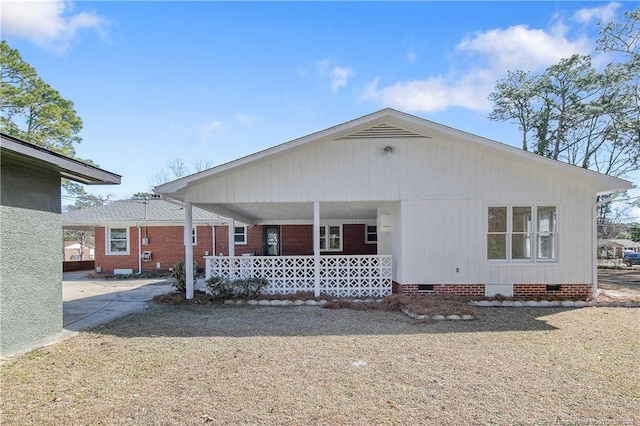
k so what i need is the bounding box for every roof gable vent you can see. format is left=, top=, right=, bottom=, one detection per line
left=339, top=123, right=428, bottom=140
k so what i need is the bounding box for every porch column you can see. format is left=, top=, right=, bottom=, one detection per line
left=184, top=201, right=194, bottom=300
left=313, top=201, right=320, bottom=297
left=228, top=219, right=235, bottom=257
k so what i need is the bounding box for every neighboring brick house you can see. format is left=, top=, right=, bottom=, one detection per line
left=63, top=199, right=377, bottom=274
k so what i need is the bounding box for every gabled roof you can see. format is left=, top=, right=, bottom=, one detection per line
left=1, top=133, right=121, bottom=185
left=62, top=198, right=227, bottom=230
left=598, top=239, right=640, bottom=248
left=156, top=108, right=633, bottom=198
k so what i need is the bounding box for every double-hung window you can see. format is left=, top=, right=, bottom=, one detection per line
left=487, top=205, right=556, bottom=262
left=107, top=227, right=129, bottom=255
left=234, top=226, right=247, bottom=245
left=319, top=225, right=342, bottom=252
left=365, top=225, right=377, bottom=244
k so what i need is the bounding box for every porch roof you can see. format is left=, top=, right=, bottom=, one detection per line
left=194, top=201, right=383, bottom=225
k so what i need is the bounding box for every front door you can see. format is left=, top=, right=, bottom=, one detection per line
left=263, top=225, right=280, bottom=256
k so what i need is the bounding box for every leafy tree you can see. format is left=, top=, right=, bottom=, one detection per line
left=1, top=41, right=82, bottom=157
left=488, top=8, right=639, bottom=239
left=1, top=40, right=109, bottom=202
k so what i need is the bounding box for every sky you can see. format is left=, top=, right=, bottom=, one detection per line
left=1, top=1, right=638, bottom=220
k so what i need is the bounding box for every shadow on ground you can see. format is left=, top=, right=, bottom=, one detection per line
left=89, top=303, right=571, bottom=339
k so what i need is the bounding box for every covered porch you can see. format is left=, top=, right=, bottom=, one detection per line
left=183, top=200, right=396, bottom=299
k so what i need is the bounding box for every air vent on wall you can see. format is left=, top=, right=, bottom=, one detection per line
left=340, top=123, right=428, bottom=140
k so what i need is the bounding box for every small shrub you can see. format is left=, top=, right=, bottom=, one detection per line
left=205, top=276, right=234, bottom=299
left=205, top=276, right=268, bottom=299
left=171, top=260, right=197, bottom=293
left=236, top=277, right=269, bottom=299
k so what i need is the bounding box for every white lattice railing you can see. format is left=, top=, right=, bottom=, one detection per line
left=205, top=255, right=392, bottom=298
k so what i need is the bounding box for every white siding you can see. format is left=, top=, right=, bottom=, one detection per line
left=187, top=135, right=599, bottom=286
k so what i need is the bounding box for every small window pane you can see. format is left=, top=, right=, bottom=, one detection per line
left=512, top=234, right=531, bottom=259
left=110, top=241, right=127, bottom=253
left=366, top=225, right=378, bottom=243
left=488, top=207, right=507, bottom=232
left=110, top=228, right=127, bottom=240
left=538, top=207, right=556, bottom=233
left=538, top=234, right=555, bottom=259
left=488, top=234, right=507, bottom=259
left=512, top=207, right=531, bottom=232
left=329, top=226, right=340, bottom=250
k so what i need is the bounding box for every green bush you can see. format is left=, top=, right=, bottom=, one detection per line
left=205, top=276, right=269, bottom=299
left=171, top=260, right=197, bottom=293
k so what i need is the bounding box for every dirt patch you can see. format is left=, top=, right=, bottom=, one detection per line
left=598, top=268, right=640, bottom=302
left=1, top=305, right=638, bottom=425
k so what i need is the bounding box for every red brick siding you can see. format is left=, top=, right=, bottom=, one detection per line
left=342, top=224, right=377, bottom=255
left=396, top=283, right=485, bottom=297
left=214, top=225, right=263, bottom=256
left=513, top=284, right=591, bottom=300
left=95, top=225, right=214, bottom=274
left=280, top=224, right=377, bottom=255
left=282, top=225, right=313, bottom=255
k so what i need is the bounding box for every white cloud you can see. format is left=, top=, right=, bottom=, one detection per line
left=1, top=0, right=108, bottom=53
left=573, top=2, right=621, bottom=25
left=362, top=19, right=594, bottom=114
left=330, top=66, right=354, bottom=94
left=235, top=113, right=261, bottom=125
left=308, top=59, right=354, bottom=93
left=197, top=120, right=225, bottom=142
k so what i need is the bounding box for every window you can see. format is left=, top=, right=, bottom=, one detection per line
left=183, top=228, right=197, bottom=246
left=319, top=225, right=342, bottom=252
left=107, top=227, right=129, bottom=255
left=487, top=205, right=557, bottom=262
left=365, top=225, right=377, bottom=244
left=234, top=226, right=247, bottom=245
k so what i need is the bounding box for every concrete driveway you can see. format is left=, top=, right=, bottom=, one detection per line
left=63, top=271, right=173, bottom=332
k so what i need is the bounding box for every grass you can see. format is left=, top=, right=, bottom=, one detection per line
left=1, top=304, right=638, bottom=425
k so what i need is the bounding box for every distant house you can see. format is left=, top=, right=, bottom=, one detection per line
left=156, top=108, right=633, bottom=300
left=1, top=133, right=120, bottom=357
left=62, top=198, right=377, bottom=274
left=598, top=239, right=640, bottom=258
left=63, top=240, right=95, bottom=261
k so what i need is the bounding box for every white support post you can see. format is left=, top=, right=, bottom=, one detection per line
left=228, top=219, right=235, bottom=257
left=313, top=201, right=320, bottom=297
left=184, top=201, right=194, bottom=300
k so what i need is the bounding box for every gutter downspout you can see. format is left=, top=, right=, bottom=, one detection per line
left=137, top=225, right=142, bottom=274
left=592, top=191, right=620, bottom=299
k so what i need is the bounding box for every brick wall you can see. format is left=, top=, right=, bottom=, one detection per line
left=395, top=283, right=485, bottom=297
left=214, top=225, right=263, bottom=256
left=95, top=225, right=215, bottom=274
left=513, top=284, right=591, bottom=300
left=95, top=223, right=379, bottom=274
left=282, top=225, right=313, bottom=255
left=393, top=282, right=592, bottom=300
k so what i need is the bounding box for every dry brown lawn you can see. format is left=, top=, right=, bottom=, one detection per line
left=2, top=304, right=639, bottom=425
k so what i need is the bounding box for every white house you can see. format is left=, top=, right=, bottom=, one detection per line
left=156, top=109, right=633, bottom=300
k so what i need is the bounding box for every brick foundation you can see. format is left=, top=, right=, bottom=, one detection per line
left=393, top=283, right=592, bottom=300
left=394, top=283, right=485, bottom=297
left=513, top=284, right=591, bottom=300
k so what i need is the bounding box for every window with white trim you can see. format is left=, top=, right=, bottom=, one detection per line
left=234, top=226, right=247, bottom=245
left=365, top=225, right=377, bottom=244
left=487, top=205, right=557, bottom=262
left=320, top=225, right=342, bottom=252
left=106, top=227, right=129, bottom=255
left=183, top=228, right=197, bottom=246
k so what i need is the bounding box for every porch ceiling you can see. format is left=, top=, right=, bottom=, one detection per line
left=194, top=201, right=384, bottom=225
